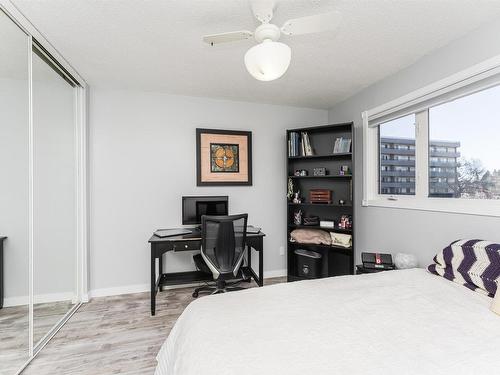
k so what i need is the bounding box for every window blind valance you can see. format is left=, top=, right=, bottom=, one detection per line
left=367, top=60, right=500, bottom=127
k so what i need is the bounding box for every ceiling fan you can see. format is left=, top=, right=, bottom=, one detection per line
left=202, top=0, right=342, bottom=82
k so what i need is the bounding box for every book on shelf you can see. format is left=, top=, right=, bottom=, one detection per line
left=289, top=132, right=298, bottom=157
left=302, top=132, right=313, bottom=156
left=333, top=137, right=351, bottom=154
left=288, top=131, right=314, bottom=157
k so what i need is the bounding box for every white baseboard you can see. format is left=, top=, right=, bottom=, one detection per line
left=3, top=292, right=75, bottom=308
left=3, top=296, right=28, bottom=308
left=87, top=269, right=287, bottom=300
left=264, top=269, right=287, bottom=278
left=89, top=283, right=150, bottom=299
left=81, top=293, right=90, bottom=303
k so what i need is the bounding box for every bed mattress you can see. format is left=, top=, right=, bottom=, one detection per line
left=155, top=269, right=499, bottom=375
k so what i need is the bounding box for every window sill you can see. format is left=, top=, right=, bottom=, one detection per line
left=362, top=197, right=500, bottom=217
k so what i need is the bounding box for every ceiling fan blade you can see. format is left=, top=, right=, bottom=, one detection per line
left=281, top=11, right=342, bottom=36
left=203, top=30, right=253, bottom=46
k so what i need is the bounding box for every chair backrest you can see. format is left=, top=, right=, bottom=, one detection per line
left=201, top=214, right=248, bottom=275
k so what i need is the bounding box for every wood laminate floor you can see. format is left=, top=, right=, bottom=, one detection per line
left=22, top=278, right=285, bottom=375
left=1, top=301, right=74, bottom=375
left=0, top=304, right=29, bottom=375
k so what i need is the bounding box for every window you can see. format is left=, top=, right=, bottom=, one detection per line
left=379, top=114, right=416, bottom=196
left=429, top=85, right=500, bottom=199
left=363, top=56, right=500, bottom=216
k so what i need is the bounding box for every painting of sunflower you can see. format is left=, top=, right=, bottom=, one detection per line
left=210, top=143, right=239, bottom=173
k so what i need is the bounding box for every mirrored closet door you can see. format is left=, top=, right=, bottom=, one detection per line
left=0, top=5, right=86, bottom=374
left=0, top=8, right=30, bottom=375
left=32, top=45, right=78, bottom=349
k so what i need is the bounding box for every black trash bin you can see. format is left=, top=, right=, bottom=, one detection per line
left=294, top=249, right=322, bottom=278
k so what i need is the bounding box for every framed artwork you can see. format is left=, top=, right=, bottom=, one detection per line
left=196, top=128, right=252, bottom=186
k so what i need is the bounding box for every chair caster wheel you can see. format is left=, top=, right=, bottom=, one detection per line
left=192, top=291, right=199, bottom=298
left=245, top=278, right=252, bottom=283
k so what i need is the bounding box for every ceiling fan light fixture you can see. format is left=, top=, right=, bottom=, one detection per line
left=244, top=40, right=291, bottom=82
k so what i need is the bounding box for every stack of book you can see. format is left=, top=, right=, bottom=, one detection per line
left=333, top=137, right=351, bottom=154
left=288, top=132, right=314, bottom=157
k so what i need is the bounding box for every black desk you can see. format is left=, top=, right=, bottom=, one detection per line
left=0, top=236, right=6, bottom=309
left=148, top=230, right=265, bottom=316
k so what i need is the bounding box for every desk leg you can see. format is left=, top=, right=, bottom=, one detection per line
left=151, top=247, right=156, bottom=316
left=158, top=253, right=163, bottom=281
left=258, top=237, right=264, bottom=287
left=0, top=242, right=3, bottom=309
left=247, top=244, right=251, bottom=271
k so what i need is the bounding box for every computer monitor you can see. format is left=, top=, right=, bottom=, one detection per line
left=182, top=196, right=228, bottom=225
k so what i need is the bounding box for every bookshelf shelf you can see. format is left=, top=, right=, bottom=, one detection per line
left=288, top=175, right=352, bottom=179
left=287, top=152, right=352, bottom=160
left=287, top=202, right=352, bottom=207
left=287, top=224, right=353, bottom=234
left=288, top=241, right=353, bottom=252
left=286, top=123, right=355, bottom=281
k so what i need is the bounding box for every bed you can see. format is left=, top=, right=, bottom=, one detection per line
left=155, top=268, right=499, bottom=375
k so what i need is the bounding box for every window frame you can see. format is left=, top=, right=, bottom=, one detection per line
left=362, top=54, right=500, bottom=217
left=377, top=113, right=419, bottom=197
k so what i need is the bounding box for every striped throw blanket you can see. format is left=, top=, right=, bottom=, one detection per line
left=428, top=239, right=500, bottom=297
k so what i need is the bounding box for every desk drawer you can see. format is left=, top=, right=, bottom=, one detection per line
left=172, top=240, right=200, bottom=251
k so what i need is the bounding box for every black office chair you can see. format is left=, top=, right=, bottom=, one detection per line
left=192, top=214, right=249, bottom=298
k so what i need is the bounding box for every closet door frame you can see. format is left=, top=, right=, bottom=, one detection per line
left=0, top=0, right=89, bottom=370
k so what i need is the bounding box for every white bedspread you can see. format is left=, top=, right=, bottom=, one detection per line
left=155, top=269, right=500, bottom=375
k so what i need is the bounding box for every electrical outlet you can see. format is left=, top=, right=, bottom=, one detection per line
left=279, top=246, right=285, bottom=256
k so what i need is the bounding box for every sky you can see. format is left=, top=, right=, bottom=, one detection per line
left=380, top=85, right=500, bottom=171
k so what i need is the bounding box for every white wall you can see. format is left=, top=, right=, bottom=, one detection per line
left=328, top=19, right=500, bottom=267
left=89, top=89, right=327, bottom=294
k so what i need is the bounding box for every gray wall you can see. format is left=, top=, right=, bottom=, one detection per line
left=328, top=19, right=500, bottom=267
left=89, top=88, right=327, bottom=294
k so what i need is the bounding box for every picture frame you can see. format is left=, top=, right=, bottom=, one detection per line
left=196, top=128, right=253, bottom=186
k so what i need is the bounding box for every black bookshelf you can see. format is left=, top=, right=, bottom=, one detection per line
left=286, top=123, right=354, bottom=282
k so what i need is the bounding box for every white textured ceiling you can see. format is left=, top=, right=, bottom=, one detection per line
left=10, top=0, right=500, bottom=109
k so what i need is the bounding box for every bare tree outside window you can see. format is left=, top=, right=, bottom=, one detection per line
left=429, top=84, right=500, bottom=199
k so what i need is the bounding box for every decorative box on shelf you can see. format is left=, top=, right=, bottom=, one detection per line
left=319, top=220, right=335, bottom=228
left=309, top=189, right=332, bottom=204
left=313, top=167, right=327, bottom=176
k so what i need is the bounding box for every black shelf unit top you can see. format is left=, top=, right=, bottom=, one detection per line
left=286, top=123, right=355, bottom=281
left=287, top=122, right=353, bottom=133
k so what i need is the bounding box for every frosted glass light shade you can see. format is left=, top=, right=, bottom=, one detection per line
left=244, top=40, right=291, bottom=82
